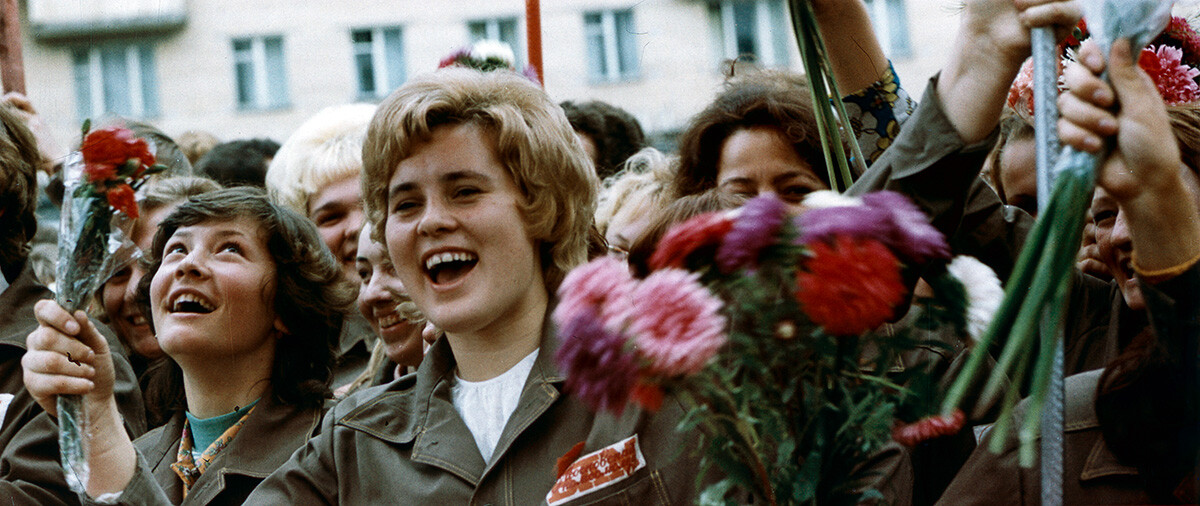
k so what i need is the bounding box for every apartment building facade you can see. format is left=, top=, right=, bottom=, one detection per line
left=20, top=0, right=955, bottom=148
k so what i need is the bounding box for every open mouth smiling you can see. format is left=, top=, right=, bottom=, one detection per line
left=423, top=251, right=479, bottom=285
left=169, top=292, right=216, bottom=314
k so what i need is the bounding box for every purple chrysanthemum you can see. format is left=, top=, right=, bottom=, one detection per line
left=627, top=268, right=727, bottom=377
left=715, top=194, right=787, bottom=273
left=796, top=191, right=949, bottom=264
left=796, top=205, right=892, bottom=246
left=861, top=191, right=950, bottom=262
left=556, top=311, right=640, bottom=414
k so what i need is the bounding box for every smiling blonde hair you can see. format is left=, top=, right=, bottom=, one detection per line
left=362, top=68, right=598, bottom=288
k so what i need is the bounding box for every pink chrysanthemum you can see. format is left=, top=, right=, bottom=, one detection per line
left=555, top=256, right=636, bottom=333
left=556, top=311, right=641, bottom=414
left=1139, top=45, right=1200, bottom=106
left=715, top=194, right=787, bottom=273
left=796, top=237, right=906, bottom=336
left=1156, top=16, right=1200, bottom=68
left=627, top=268, right=727, bottom=377
left=649, top=211, right=734, bottom=270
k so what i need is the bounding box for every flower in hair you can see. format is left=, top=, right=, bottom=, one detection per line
left=437, top=40, right=541, bottom=84
left=1139, top=44, right=1200, bottom=106
left=715, top=194, right=787, bottom=273
left=1155, top=16, right=1200, bottom=68
left=795, top=236, right=905, bottom=336
left=1006, top=58, right=1037, bottom=122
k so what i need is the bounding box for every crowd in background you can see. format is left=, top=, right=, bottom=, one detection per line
left=0, top=0, right=1196, bottom=504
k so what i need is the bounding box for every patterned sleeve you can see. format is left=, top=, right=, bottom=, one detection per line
left=841, top=62, right=918, bottom=166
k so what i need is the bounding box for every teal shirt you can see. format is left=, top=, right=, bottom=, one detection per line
left=185, top=400, right=258, bottom=460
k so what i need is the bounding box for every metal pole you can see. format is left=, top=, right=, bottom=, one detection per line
left=0, top=0, right=25, bottom=94
left=1031, top=26, right=1063, bottom=506
left=525, top=0, right=543, bottom=84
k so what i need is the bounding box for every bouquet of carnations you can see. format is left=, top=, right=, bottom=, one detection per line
left=56, top=122, right=165, bottom=492
left=556, top=192, right=1000, bottom=505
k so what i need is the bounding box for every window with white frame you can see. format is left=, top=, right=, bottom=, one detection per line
left=72, top=43, right=160, bottom=121
left=584, top=9, right=639, bottom=83
left=232, top=35, right=289, bottom=110
left=864, top=0, right=912, bottom=58
left=468, top=18, right=522, bottom=65
left=708, top=0, right=790, bottom=68
left=352, top=27, right=405, bottom=100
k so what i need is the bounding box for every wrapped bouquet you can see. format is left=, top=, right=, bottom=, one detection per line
left=56, top=122, right=165, bottom=491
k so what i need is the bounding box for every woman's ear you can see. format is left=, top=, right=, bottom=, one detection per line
left=273, top=317, right=290, bottom=337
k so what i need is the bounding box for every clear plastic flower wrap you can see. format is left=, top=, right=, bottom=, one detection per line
left=55, top=123, right=165, bottom=492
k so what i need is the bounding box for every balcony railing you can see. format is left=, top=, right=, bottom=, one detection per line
left=28, top=0, right=186, bottom=40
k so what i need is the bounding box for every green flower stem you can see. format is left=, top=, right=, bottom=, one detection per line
left=791, top=0, right=868, bottom=179
left=978, top=208, right=1075, bottom=404
left=940, top=174, right=1061, bottom=415
left=1016, top=171, right=1091, bottom=467
left=987, top=337, right=1035, bottom=454
left=1016, top=265, right=1074, bottom=466
left=788, top=0, right=860, bottom=192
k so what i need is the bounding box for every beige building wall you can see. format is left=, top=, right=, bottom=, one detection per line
left=19, top=0, right=959, bottom=152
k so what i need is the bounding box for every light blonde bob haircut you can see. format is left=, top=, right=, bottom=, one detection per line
left=362, top=68, right=598, bottom=288
left=266, top=103, right=376, bottom=215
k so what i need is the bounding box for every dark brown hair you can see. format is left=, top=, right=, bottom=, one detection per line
left=0, top=104, right=40, bottom=278
left=138, top=187, right=355, bottom=410
left=673, top=70, right=830, bottom=199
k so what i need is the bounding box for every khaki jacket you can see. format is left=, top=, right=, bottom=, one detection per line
left=935, top=369, right=1150, bottom=505
left=248, top=317, right=710, bottom=505
left=87, top=393, right=323, bottom=505
left=0, top=262, right=147, bottom=504
left=937, top=262, right=1200, bottom=505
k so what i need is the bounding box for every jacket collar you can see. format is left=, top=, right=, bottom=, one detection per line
left=339, top=308, right=566, bottom=485
left=1064, top=370, right=1140, bottom=482
left=144, top=394, right=323, bottom=503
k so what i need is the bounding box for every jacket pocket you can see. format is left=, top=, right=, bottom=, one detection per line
left=562, top=469, right=672, bottom=506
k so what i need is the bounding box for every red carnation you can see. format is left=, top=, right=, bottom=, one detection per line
left=892, top=410, right=966, bottom=447
left=795, top=236, right=906, bottom=336
left=649, top=211, right=734, bottom=270
left=81, top=126, right=155, bottom=169
left=106, top=183, right=139, bottom=219
left=630, top=383, right=664, bottom=412
left=83, top=163, right=117, bottom=183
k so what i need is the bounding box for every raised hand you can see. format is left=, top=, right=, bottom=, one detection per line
left=22, top=300, right=114, bottom=417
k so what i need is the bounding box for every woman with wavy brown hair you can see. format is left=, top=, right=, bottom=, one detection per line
left=23, top=187, right=355, bottom=504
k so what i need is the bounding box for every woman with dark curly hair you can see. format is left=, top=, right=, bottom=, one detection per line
left=671, top=0, right=916, bottom=213
left=22, top=187, right=355, bottom=504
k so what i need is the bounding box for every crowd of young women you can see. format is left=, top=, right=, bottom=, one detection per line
left=2, top=0, right=1197, bottom=504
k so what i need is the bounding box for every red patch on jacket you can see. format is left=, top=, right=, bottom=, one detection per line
left=546, top=435, right=645, bottom=505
